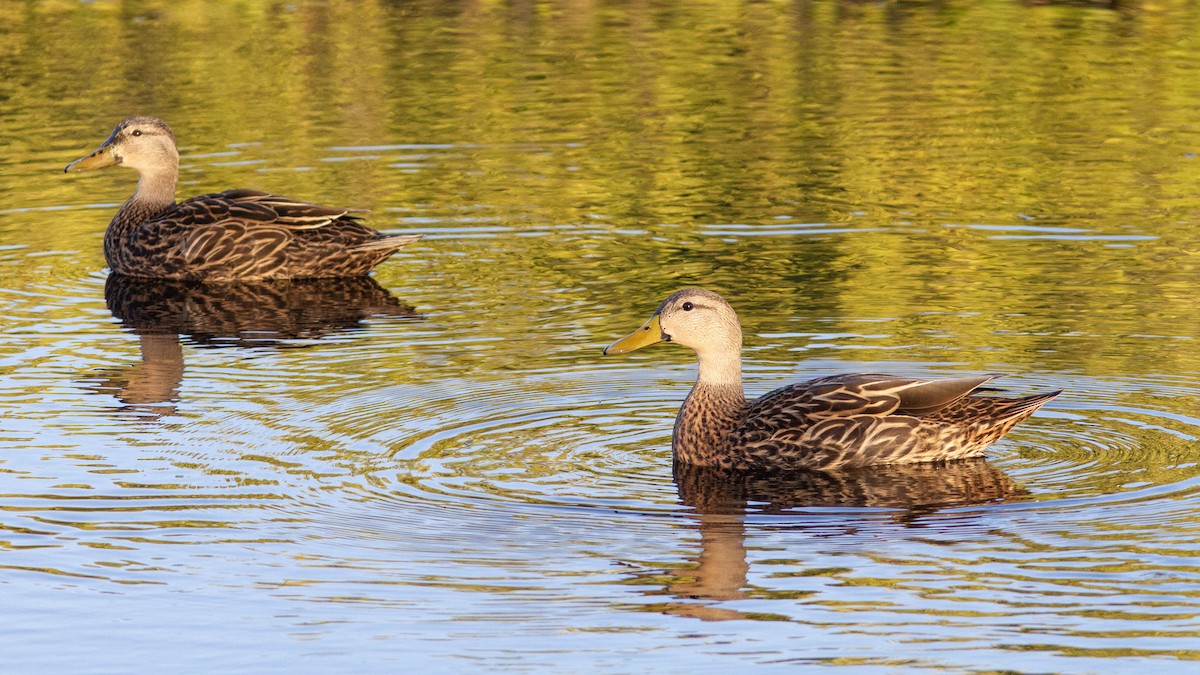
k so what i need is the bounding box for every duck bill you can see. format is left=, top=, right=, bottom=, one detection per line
left=604, top=314, right=665, bottom=355
left=65, top=135, right=119, bottom=173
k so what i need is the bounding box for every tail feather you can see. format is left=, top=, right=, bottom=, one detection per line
left=974, top=390, right=1062, bottom=450
left=354, top=233, right=423, bottom=253
left=1000, top=390, right=1062, bottom=420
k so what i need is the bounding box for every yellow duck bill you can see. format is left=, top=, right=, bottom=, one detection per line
left=604, top=313, right=666, bottom=355
left=65, top=142, right=118, bottom=173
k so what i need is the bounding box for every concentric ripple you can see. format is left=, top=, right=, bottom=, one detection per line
left=252, top=358, right=1200, bottom=669
left=322, top=363, right=1200, bottom=516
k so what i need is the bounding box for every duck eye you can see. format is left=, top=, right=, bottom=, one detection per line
left=681, top=302, right=694, bottom=311
left=131, top=130, right=142, bottom=137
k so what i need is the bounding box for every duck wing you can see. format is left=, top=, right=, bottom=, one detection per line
left=731, top=373, right=1007, bottom=469
left=156, top=190, right=403, bottom=279
left=748, top=373, right=1002, bottom=420
left=168, top=189, right=361, bottom=229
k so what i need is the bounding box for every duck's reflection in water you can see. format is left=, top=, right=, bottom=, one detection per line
left=90, top=274, right=419, bottom=417
left=637, top=460, right=1024, bottom=621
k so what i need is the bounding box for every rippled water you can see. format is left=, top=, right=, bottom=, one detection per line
left=5, top=0, right=1200, bottom=672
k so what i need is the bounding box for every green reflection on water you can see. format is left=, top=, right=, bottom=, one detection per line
left=3, top=0, right=1200, bottom=377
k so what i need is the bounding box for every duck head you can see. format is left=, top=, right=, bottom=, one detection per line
left=65, top=116, right=179, bottom=175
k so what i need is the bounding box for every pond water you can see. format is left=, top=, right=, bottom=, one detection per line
left=4, top=0, right=1200, bottom=671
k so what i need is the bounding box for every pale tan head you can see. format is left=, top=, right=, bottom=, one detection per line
left=604, top=288, right=744, bottom=384
left=65, top=116, right=179, bottom=176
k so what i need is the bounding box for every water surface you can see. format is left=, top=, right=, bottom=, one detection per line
left=3, top=0, right=1200, bottom=672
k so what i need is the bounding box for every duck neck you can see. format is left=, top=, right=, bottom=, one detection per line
left=672, top=346, right=746, bottom=467
left=116, top=167, right=177, bottom=229
left=696, top=347, right=743, bottom=390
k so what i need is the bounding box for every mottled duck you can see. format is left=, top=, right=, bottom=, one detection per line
left=65, top=116, right=420, bottom=280
left=604, top=288, right=1061, bottom=472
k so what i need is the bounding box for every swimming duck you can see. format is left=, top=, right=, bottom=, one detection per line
left=604, top=288, right=1061, bottom=472
left=65, top=116, right=420, bottom=280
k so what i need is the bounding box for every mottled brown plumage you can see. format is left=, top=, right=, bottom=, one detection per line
left=65, top=116, right=420, bottom=280
left=604, top=288, right=1061, bottom=472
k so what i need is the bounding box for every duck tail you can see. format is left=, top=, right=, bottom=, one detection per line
left=974, top=390, right=1062, bottom=446
left=920, top=389, right=1061, bottom=461
left=354, top=233, right=423, bottom=253
left=1002, top=390, right=1062, bottom=419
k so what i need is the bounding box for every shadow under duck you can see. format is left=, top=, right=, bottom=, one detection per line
left=604, top=288, right=1061, bottom=472
left=65, top=116, right=420, bottom=280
